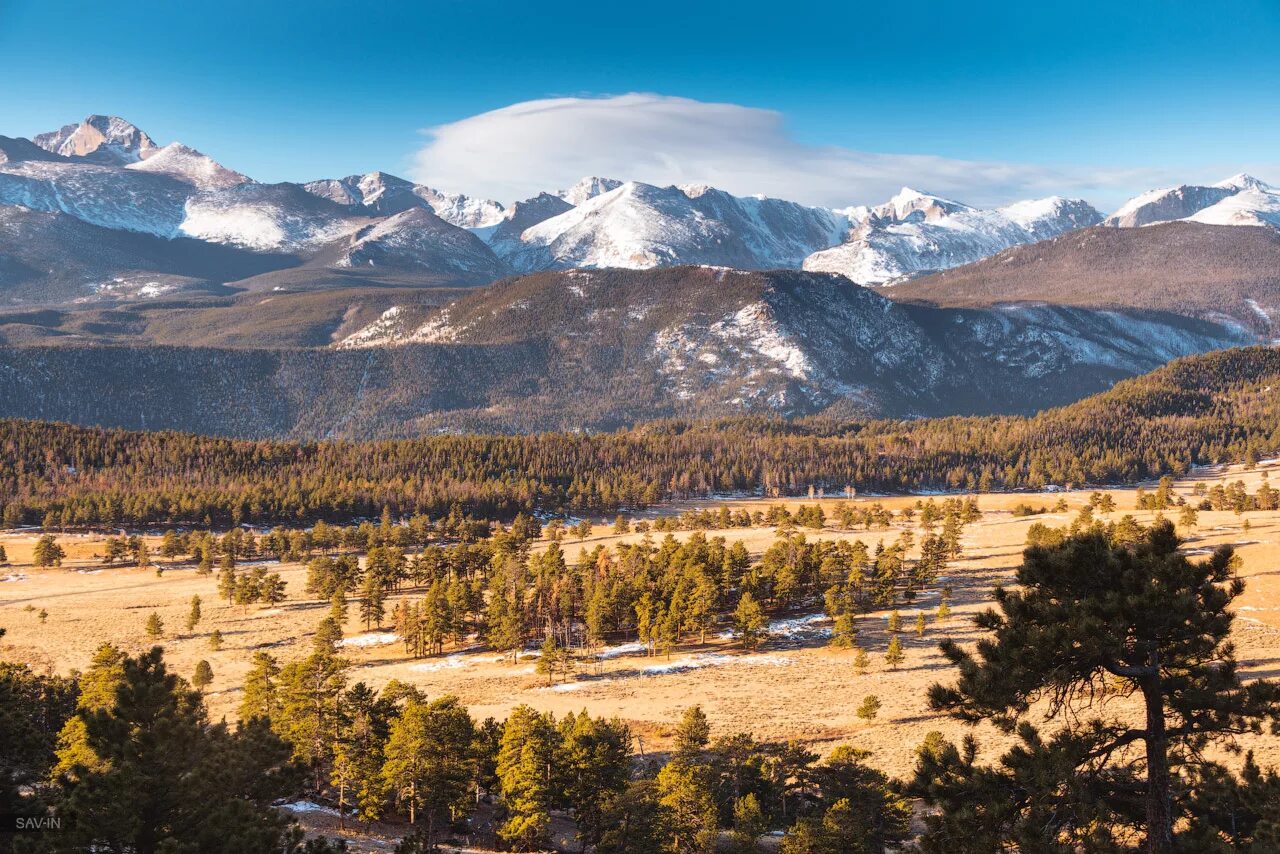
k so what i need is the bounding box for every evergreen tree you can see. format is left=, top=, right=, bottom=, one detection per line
left=381, top=696, right=476, bottom=845
left=673, top=705, right=711, bottom=762
left=734, top=591, right=767, bottom=651
left=186, top=595, right=202, bottom=633
left=852, top=646, right=870, bottom=675
left=360, top=573, right=385, bottom=630
left=240, top=651, right=282, bottom=722
left=856, top=695, right=880, bottom=721
left=656, top=759, right=719, bottom=854
left=51, top=648, right=302, bottom=854
left=208, top=629, right=224, bottom=651
left=496, top=705, right=560, bottom=850
left=918, top=521, right=1280, bottom=854
left=144, top=612, right=164, bottom=639
left=557, top=711, right=632, bottom=850
left=54, top=642, right=126, bottom=778
left=32, top=534, right=65, bottom=567
left=276, top=650, right=349, bottom=792
left=192, top=660, right=213, bottom=691
left=884, top=636, right=904, bottom=670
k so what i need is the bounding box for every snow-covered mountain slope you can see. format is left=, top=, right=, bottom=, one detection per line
left=1104, top=174, right=1279, bottom=229
left=802, top=188, right=1101, bottom=285
left=558, top=176, right=623, bottom=206
left=482, top=192, right=575, bottom=258
left=302, top=172, right=505, bottom=227
left=178, top=182, right=367, bottom=251
left=1185, top=184, right=1280, bottom=229
left=126, top=143, right=250, bottom=190
left=501, top=181, right=847, bottom=272
left=0, top=158, right=194, bottom=237
left=0, top=206, right=296, bottom=305
left=331, top=266, right=1248, bottom=425
left=33, top=115, right=160, bottom=165
left=331, top=208, right=508, bottom=279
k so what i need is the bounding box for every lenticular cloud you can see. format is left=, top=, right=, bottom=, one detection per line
left=411, top=93, right=1158, bottom=208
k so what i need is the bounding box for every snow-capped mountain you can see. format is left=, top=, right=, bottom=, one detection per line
left=497, top=181, right=847, bottom=272
left=802, top=188, right=1102, bottom=285
left=33, top=115, right=160, bottom=164
left=1104, top=174, right=1279, bottom=229
left=177, top=182, right=367, bottom=251
left=126, top=142, right=250, bottom=190
left=333, top=208, right=509, bottom=278
left=482, top=192, right=575, bottom=258
left=302, top=171, right=505, bottom=228
left=558, top=176, right=623, bottom=206
left=325, top=266, right=1247, bottom=430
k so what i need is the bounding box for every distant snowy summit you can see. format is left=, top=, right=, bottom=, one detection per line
left=1104, top=173, right=1280, bottom=229
left=3, top=113, right=1279, bottom=298
left=802, top=188, right=1103, bottom=285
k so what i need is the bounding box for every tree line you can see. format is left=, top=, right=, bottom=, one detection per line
left=5, top=347, right=1280, bottom=528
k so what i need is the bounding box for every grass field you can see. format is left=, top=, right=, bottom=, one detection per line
left=3, top=462, right=1279, bottom=815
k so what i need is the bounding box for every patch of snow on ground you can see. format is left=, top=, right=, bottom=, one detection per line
left=409, top=654, right=470, bottom=672
left=338, top=632, right=399, bottom=648
left=277, top=801, right=344, bottom=817
left=595, top=641, right=647, bottom=659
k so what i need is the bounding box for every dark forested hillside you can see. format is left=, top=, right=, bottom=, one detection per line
left=3, top=346, right=1279, bottom=527
left=0, top=268, right=1248, bottom=437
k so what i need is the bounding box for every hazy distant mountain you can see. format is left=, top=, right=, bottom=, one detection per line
left=803, top=188, right=1103, bottom=284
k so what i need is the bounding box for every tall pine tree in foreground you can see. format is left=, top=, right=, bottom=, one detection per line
left=916, top=521, right=1280, bottom=854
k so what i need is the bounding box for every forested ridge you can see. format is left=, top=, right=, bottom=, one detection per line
left=3, top=346, right=1280, bottom=528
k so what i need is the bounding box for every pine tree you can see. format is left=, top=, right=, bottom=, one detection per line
left=360, top=573, right=385, bottom=630
left=918, top=521, right=1280, bottom=854
left=145, top=612, right=164, bottom=639
left=673, top=705, right=711, bottom=762
left=656, top=759, right=719, bottom=854
left=856, top=695, right=880, bottom=721
left=558, top=711, right=632, bottom=849
left=884, top=636, right=904, bottom=670
left=52, top=648, right=302, bottom=853
left=54, top=642, right=126, bottom=777
left=32, top=534, right=65, bottom=567
left=887, top=610, right=902, bottom=634
left=240, top=651, right=281, bottom=722
left=915, top=612, right=927, bottom=638
left=277, top=649, right=349, bottom=793
left=852, top=646, right=870, bottom=675
left=186, top=595, right=202, bottom=633
left=217, top=561, right=238, bottom=604
left=208, top=629, right=224, bottom=651
left=192, top=660, right=213, bottom=690
left=733, top=591, right=767, bottom=651
left=381, top=695, right=476, bottom=844
left=496, top=704, right=560, bottom=850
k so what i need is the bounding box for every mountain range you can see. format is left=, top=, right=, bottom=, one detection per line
left=2, top=115, right=1280, bottom=437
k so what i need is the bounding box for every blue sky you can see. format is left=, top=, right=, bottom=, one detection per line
left=2, top=0, right=1278, bottom=207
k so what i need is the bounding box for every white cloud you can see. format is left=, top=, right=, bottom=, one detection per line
left=411, top=93, right=1171, bottom=209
